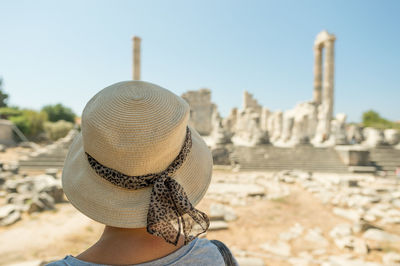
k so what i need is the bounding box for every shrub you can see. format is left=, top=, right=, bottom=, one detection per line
left=362, top=110, right=400, bottom=130
left=44, top=120, right=74, bottom=140
left=9, top=115, right=30, bottom=136
left=0, top=106, right=22, bottom=119
left=42, top=103, right=76, bottom=123
left=9, top=109, right=48, bottom=138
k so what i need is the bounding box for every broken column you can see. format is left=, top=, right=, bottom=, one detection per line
left=323, top=37, right=335, bottom=129
left=331, top=113, right=348, bottom=145
left=260, top=107, right=271, bottom=132
left=270, top=111, right=283, bottom=142
left=132, top=36, right=141, bottom=80
left=223, top=108, right=238, bottom=134
left=313, top=47, right=323, bottom=104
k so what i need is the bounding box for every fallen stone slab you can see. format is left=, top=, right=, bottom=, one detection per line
left=7, top=259, right=44, bottom=266
left=329, top=223, right=352, bottom=239
left=211, top=147, right=231, bottom=165
left=32, top=174, right=59, bottom=192
left=0, top=204, right=18, bottom=219
left=333, top=207, right=362, bottom=222
left=16, top=182, right=35, bottom=194
left=312, top=248, right=327, bottom=256
left=348, top=166, right=376, bottom=173
left=322, top=255, right=382, bottom=266
left=236, top=257, right=264, bottom=266
left=4, top=179, right=18, bottom=193
left=279, top=223, right=304, bottom=241
left=380, top=216, right=400, bottom=225
left=208, top=183, right=265, bottom=197
left=4, top=162, right=19, bottom=174
left=208, top=220, right=229, bottom=231
left=0, top=209, right=21, bottom=226
left=353, top=238, right=369, bottom=255
left=288, top=257, right=314, bottom=266
left=45, top=168, right=58, bottom=178
left=362, top=229, right=400, bottom=242
left=6, top=193, right=33, bottom=211
left=27, top=193, right=55, bottom=214
left=352, top=221, right=381, bottom=234
left=260, top=241, right=291, bottom=257
left=0, top=144, right=6, bottom=152
left=304, top=228, right=329, bottom=247
left=209, top=203, right=237, bottom=222
left=392, top=199, right=400, bottom=208
left=382, top=252, right=400, bottom=266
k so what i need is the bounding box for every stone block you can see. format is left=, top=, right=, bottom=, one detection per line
left=236, top=257, right=264, bottom=266
left=260, top=241, right=291, bottom=257
left=212, top=146, right=231, bottom=165
left=362, top=228, right=400, bottom=242
left=0, top=204, right=21, bottom=226
left=382, top=252, right=400, bottom=266
left=209, top=220, right=228, bottom=231
left=335, top=145, right=370, bottom=166
left=0, top=209, right=21, bottom=226
left=209, top=203, right=237, bottom=222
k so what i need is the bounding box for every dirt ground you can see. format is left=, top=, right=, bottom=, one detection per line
left=0, top=170, right=399, bottom=265
left=0, top=147, right=32, bottom=164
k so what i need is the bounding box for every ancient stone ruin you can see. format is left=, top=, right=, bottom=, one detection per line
left=0, top=130, right=77, bottom=227
left=181, top=30, right=400, bottom=174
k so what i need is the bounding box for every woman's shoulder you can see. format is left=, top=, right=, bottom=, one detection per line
left=188, top=238, right=238, bottom=265
left=45, top=238, right=233, bottom=266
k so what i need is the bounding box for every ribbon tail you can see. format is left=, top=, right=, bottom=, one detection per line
left=166, top=178, right=210, bottom=244
left=146, top=176, right=209, bottom=246
left=146, top=176, right=183, bottom=246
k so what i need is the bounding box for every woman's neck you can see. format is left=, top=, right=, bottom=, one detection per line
left=76, top=226, right=184, bottom=265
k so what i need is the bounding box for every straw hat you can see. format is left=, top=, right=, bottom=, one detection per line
left=62, top=81, right=213, bottom=228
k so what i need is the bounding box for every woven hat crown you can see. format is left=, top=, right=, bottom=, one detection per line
left=81, top=81, right=190, bottom=176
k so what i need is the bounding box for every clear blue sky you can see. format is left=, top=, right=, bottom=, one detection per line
left=0, top=0, right=399, bottom=122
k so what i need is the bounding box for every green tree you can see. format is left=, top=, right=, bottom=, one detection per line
left=0, top=106, right=21, bottom=119
left=9, top=109, right=48, bottom=138
left=42, top=103, right=76, bottom=123
left=0, top=78, right=9, bottom=108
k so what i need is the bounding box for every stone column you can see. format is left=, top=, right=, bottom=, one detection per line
left=313, top=47, right=322, bottom=104
left=322, top=39, right=335, bottom=133
left=132, top=36, right=141, bottom=80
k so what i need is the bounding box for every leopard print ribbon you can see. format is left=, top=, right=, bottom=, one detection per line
left=85, top=127, right=209, bottom=245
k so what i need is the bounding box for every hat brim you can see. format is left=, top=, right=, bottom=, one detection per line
left=62, top=126, right=213, bottom=228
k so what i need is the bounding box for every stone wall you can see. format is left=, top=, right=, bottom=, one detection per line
left=0, top=120, right=16, bottom=146
left=181, top=89, right=216, bottom=136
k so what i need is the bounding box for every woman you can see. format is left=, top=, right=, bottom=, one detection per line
left=48, top=81, right=237, bottom=266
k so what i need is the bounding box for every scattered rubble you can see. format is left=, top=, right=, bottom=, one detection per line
left=0, top=171, right=64, bottom=226
left=382, top=252, right=400, bottom=265
left=205, top=170, right=400, bottom=265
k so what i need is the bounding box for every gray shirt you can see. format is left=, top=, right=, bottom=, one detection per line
left=46, top=238, right=235, bottom=266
